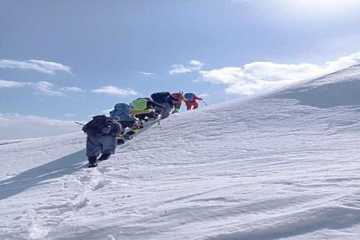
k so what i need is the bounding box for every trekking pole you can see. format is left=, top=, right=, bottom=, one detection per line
left=157, top=114, right=162, bottom=129
left=74, top=121, right=85, bottom=126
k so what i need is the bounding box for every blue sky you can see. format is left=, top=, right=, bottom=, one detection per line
left=1, top=0, right=360, bottom=125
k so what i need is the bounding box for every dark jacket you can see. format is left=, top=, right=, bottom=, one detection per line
left=83, top=115, right=122, bottom=137
left=145, top=98, right=164, bottom=109
left=151, top=92, right=176, bottom=107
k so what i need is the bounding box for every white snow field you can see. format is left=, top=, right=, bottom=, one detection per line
left=1, top=65, right=360, bottom=240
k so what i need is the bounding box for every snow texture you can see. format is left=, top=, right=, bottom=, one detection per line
left=1, top=66, right=360, bottom=239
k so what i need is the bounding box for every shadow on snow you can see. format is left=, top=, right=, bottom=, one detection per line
left=0, top=149, right=85, bottom=200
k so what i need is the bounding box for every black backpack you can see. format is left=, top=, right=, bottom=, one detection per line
left=151, top=92, right=171, bottom=103
left=83, top=115, right=109, bottom=135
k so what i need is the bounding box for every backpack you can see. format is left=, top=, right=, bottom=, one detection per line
left=151, top=92, right=171, bottom=103
left=131, top=98, right=148, bottom=112
left=83, top=115, right=108, bottom=134
left=110, top=103, right=135, bottom=122
left=184, top=93, right=195, bottom=102
left=114, top=103, right=130, bottom=113
left=84, top=115, right=122, bottom=136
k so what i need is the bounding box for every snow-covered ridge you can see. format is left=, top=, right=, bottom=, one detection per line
left=1, top=66, right=360, bottom=239
left=273, top=64, right=360, bottom=108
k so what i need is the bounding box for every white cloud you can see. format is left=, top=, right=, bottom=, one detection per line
left=0, top=80, right=29, bottom=88
left=139, top=71, right=155, bottom=76
left=92, top=86, right=138, bottom=97
left=169, top=59, right=204, bottom=75
left=0, top=59, right=72, bottom=75
left=0, top=79, right=85, bottom=96
left=199, top=52, right=360, bottom=96
left=0, top=113, right=79, bottom=140
left=189, top=60, right=204, bottom=69
left=33, top=81, right=64, bottom=96
left=170, top=64, right=193, bottom=75
left=61, top=86, right=85, bottom=93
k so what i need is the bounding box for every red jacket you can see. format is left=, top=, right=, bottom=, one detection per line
left=186, top=95, right=202, bottom=103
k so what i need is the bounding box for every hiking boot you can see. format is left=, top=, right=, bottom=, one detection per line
left=98, top=153, right=111, bottom=161
left=117, top=138, right=125, bottom=145
left=88, top=156, right=97, bottom=168
left=124, top=130, right=136, bottom=140
left=88, top=162, right=98, bottom=168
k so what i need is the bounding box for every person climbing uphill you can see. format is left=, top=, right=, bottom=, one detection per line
left=170, top=92, right=184, bottom=113
left=110, top=103, right=137, bottom=129
left=150, top=92, right=181, bottom=119
left=110, top=103, right=143, bottom=144
left=183, top=92, right=203, bottom=110
left=82, top=115, right=122, bottom=168
left=130, top=97, right=163, bottom=122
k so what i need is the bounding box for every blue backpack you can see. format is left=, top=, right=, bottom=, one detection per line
left=114, top=103, right=130, bottom=113
left=110, top=103, right=133, bottom=121
left=184, top=93, right=195, bottom=102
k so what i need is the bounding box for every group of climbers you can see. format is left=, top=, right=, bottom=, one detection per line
left=82, top=91, right=204, bottom=168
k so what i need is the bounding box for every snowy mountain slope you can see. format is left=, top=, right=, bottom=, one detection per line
left=1, top=67, right=360, bottom=240
left=273, top=64, right=360, bottom=108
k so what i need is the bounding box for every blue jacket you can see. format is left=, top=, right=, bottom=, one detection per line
left=110, top=103, right=135, bottom=122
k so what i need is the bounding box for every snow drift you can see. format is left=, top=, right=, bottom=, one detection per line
left=1, top=65, right=360, bottom=240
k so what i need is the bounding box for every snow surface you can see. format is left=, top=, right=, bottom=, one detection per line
left=1, top=66, right=360, bottom=239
